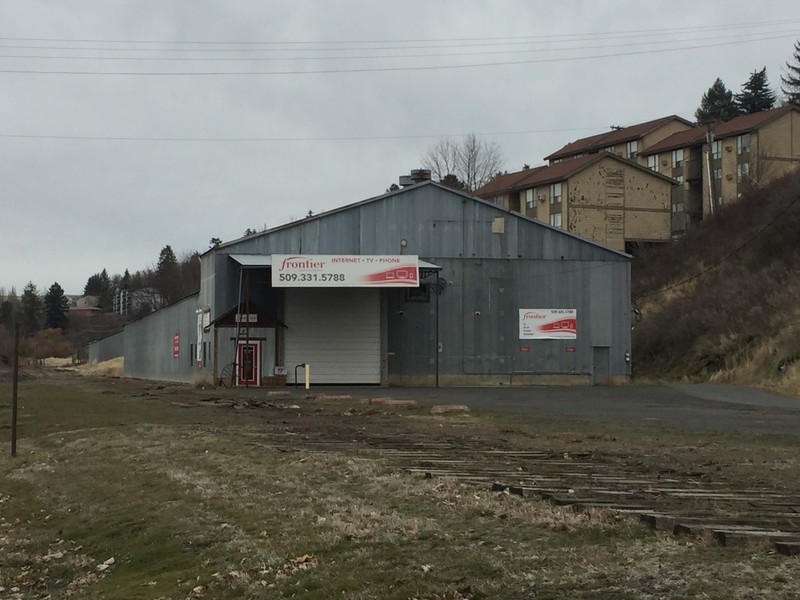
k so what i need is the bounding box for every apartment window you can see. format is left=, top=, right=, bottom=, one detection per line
left=737, top=133, right=751, bottom=154
left=525, top=188, right=534, bottom=209
left=626, top=140, right=638, bottom=159
left=602, top=146, right=615, bottom=154
left=550, top=182, right=562, bottom=204
left=672, top=202, right=684, bottom=213
left=713, top=168, right=722, bottom=180
left=672, top=148, right=684, bottom=168
left=676, top=175, right=684, bottom=184
left=549, top=212, right=562, bottom=228
left=711, top=140, right=722, bottom=160
left=737, top=162, right=750, bottom=183
left=647, top=155, right=658, bottom=171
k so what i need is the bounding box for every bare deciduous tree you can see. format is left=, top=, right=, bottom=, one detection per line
left=422, top=134, right=504, bottom=192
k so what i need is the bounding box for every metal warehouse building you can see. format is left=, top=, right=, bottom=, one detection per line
left=116, top=179, right=632, bottom=386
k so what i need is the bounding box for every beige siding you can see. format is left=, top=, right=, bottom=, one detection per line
left=758, top=111, right=800, bottom=181
left=641, top=121, right=694, bottom=153
left=566, top=157, right=671, bottom=250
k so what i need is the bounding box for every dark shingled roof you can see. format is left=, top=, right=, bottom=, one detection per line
left=643, top=105, right=800, bottom=155
left=474, top=153, right=676, bottom=198
left=543, top=115, right=694, bottom=161
left=471, top=167, right=545, bottom=197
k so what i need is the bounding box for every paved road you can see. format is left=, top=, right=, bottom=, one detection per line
left=306, top=383, right=800, bottom=436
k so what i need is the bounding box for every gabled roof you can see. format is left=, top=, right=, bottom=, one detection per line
left=642, top=105, right=800, bottom=155
left=474, top=152, right=676, bottom=197
left=642, top=127, right=706, bottom=155
left=470, top=167, right=545, bottom=197
left=208, top=180, right=630, bottom=260
left=711, top=104, right=797, bottom=139
left=544, top=115, right=694, bottom=161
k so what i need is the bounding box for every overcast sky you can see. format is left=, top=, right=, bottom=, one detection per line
left=1, top=1, right=798, bottom=295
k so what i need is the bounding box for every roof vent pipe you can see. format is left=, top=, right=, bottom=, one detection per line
left=399, top=168, right=432, bottom=187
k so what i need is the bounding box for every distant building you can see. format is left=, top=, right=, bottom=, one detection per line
left=474, top=153, right=676, bottom=252
left=642, top=105, right=800, bottom=233
left=544, top=115, right=695, bottom=166
left=112, top=288, right=164, bottom=315
left=68, top=295, right=102, bottom=317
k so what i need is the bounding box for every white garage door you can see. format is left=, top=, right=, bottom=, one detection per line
left=284, top=288, right=381, bottom=384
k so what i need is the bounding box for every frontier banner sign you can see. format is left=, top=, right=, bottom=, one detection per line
left=519, top=309, right=577, bottom=340
left=272, top=254, right=419, bottom=287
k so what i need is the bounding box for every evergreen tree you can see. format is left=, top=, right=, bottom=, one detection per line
left=781, top=40, right=800, bottom=106
left=695, top=78, right=741, bottom=125
left=84, top=269, right=113, bottom=310
left=157, top=245, right=178, bottom=272
left=0, top=300, right=12, bottom=328
left=439, top=173, right=468, bottom=191
left=735, top=67, right=776, bottom=114
left=19, top=282, right=43, bottom=334
left=44, top=282, right=70, bottom=330
left=155, top=245, right=181, bottom=304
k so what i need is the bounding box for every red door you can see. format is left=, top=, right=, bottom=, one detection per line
left=237, top=343, right=259, bottom=386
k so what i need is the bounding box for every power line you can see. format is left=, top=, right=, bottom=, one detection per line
left=0, top=27, right=795, bottom=54
left=0, top=29, right=792, bottom=62
left=0, top=126, right=604, bottom=143
left=635, top=193, right=800, bottom=300
left=0, top=18, right=795, bottom=45
left=0, top=33, right=793, bottom=76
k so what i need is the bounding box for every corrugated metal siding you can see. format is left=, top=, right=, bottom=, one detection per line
left=124, top=294, right=199, bottom=383
left=284, top=288, right=381, bottom=384
left=86, top=331, right=124, bottom=363
left=165, top=183, right=632, bottom=384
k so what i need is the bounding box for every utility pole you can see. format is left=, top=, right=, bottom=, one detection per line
left=11, top=322, right=19, bottom=457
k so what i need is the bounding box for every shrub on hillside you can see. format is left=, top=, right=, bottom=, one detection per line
left=632, top=170, right=800, bottom=380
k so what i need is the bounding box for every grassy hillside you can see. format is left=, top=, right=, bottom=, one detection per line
left=632, top=170, right=800, bottom=395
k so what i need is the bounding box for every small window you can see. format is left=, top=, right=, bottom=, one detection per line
left=189, top=343, right=194, bottom=366
left=672, top=149, right=684, bottom=168
left=525, top=188, right=534, bottom=209
left=737, top=162, right=750, bottom=183
left=672, top=203, right=684, bottom=213
left=202, top=342, right=208, bottom=368
left=549, top=212, right=562, bottom=228
left=713, top=168, right=722, bottom=180
left=626, top=140, right=638, bottom=158
left=550, top=182, right=562, bottom=204
left=737, top=133, right=751, bottom=154
left=647, top=155, right=658, bottom=171
left=602, top=146, right=615, bottom=154
left=405, top=284, right=431, bottom=303
left=676, top=175, right=684, bottom=184
left=711, top=140, right=721, bottom=160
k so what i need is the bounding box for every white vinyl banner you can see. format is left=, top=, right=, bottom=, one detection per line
left=272, top=254, right=420, bottom=287
left=519, top=309, right=577, bottom=339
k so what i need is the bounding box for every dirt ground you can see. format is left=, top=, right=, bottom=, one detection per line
left=26, top=371, right=800, bottom=540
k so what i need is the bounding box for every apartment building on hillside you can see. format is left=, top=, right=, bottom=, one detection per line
left=544, top=115, right=695, bottom=166
left=474, top=153, right=675, bottom=252
left=642, top=105, right=800, bottom=234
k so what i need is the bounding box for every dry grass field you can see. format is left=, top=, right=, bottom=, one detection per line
left=2, top=372, right=800, bottom=599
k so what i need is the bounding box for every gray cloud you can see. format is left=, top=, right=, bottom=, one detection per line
left=0, top=0, right=796, bottom=293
